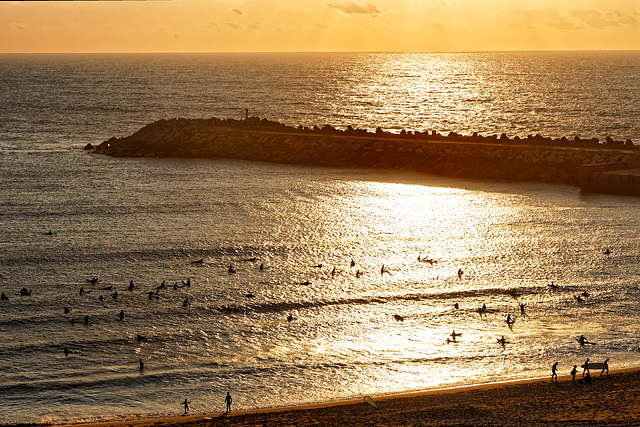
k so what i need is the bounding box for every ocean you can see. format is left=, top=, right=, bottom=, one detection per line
left=1, top=51, right=639, bottom=424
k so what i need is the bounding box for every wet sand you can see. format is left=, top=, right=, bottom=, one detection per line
left=66, top=367, right=640, bottom=427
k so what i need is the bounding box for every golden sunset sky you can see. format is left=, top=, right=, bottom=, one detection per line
left=1, top=0, right=639, bottom=53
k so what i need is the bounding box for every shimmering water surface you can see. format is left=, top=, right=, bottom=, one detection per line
left=1, top=52, right=639, bottom=424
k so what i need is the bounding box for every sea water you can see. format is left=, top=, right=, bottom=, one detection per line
left=1, top=51, right=639, bottom=424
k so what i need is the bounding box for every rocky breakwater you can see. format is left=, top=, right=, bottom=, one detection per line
left=92, top=117, right=640, bottom=196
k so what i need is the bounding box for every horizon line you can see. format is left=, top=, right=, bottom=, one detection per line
left=1, top=48, right=639, bottom=55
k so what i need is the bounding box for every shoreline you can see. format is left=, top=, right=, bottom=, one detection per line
left=39, top=367, right=640, bottom=427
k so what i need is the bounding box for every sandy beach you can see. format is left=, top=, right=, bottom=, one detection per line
left=65, top=367, right=640, bottom=427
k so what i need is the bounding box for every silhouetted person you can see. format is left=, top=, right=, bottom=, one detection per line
left=457, top=269, right=464, bottom=279
left=551, top=362, right=558, bottom=382
left=83, top=315, right=89, bottom=325
left=583, top=358, right=590, bottom=377
left=506, top=314, right=515, bottom=330
left=570, top=365, right=578, bottom=384
left=225, top=392, right=232, bottom=412
left=1, top=292, right=8, bottom=301
left=601, top=358, right=610, bottom=376
left=183, top=398, right=190, bottom=414
left=128, top=280, right=135, bottom=291
left=64, top=347, right=70, bottom=356
left=139, top=359, right=144, bottom=371
left=519, top=303, right=528, bottom=318
left=118, top=310, right=125, bottom=320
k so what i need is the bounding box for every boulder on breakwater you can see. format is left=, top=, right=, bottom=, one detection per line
left=92, top=117, right=640, bottom=196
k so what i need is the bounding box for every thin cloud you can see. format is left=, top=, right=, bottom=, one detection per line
left=227, top=22, right=242, bottom=30
left=509, top=8, right=580, bottom=30
left=231, top=9, right=245, bottom=16
left=570, top=9, right=639, bottom=28
left=327, top=2, right=380, bottom=17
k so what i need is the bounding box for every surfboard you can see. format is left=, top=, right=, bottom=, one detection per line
left=581, top=362, right=606, bottom=370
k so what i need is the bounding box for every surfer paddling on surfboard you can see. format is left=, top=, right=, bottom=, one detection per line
left=577, top=334, right=595, bottom=346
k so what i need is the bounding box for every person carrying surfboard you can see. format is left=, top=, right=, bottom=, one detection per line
left=583, top=358, right=590, bottom=377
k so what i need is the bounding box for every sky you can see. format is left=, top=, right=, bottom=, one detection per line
left=1, top=0, right=639, bottom=53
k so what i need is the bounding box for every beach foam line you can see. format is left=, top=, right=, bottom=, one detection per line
left=55, top=366, right=640, bottom=427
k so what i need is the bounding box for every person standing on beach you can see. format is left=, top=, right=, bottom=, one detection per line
left=183, top=398, right=191, bottom=414
left=583, top=358, right=590, bottom=377
left=551, top=362, right=558, bottom=382
left=225, top=392, right=232, bottom=413
left=570, top=365, right=578, bottom=384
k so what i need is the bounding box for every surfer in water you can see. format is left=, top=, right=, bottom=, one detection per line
left=497, top=336, right=507, bottom=346
left=506, top=314, right=516, bottom=330
left=519, top=302, right=528, bottom=319
left=577, top=335, right=594, bottom=346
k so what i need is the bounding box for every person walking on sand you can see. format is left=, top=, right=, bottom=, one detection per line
left=583, top=358, right=590, bottom=377
left=551, top=362, right=558, bottom=382
left=225, top=392, right=232, bottom=413
left=570, top=365, right=578, bottom=384
left=601, top=358, right=610, bottom=376
left=183, top=398, right=191, bottom=414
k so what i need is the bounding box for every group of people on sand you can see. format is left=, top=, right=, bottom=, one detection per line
left=552, top=358, right=610, bottom=384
